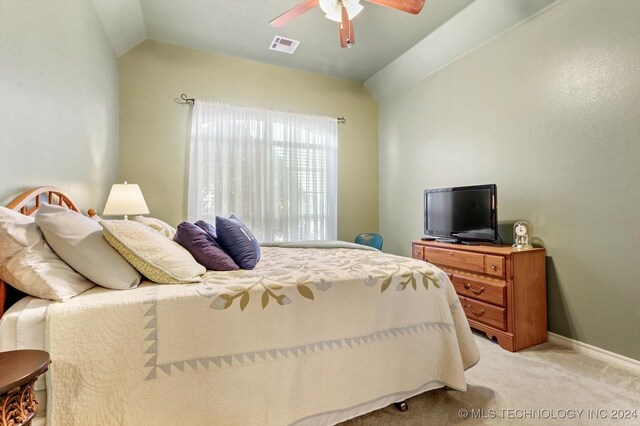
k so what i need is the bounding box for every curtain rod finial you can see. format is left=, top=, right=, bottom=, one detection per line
left=180, top=93, right=195, bottom=104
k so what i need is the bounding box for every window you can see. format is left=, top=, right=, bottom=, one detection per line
left=188, top=101, right=337, bottom=241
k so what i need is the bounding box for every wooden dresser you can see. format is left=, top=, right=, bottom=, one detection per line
left=412, top=240, right=547, bottom=352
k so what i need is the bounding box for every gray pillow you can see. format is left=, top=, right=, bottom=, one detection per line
left=35, top=204, right=141, bottom=290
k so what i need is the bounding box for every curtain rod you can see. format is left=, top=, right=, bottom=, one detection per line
left=179, top=94, right=346, bottom=124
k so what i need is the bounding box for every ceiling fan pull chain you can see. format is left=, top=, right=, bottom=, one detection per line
left=338, top=4, right=355, bottom=48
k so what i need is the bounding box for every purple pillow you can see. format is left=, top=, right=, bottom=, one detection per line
left=215, top=215, right=260, bottom=270
left=195, top=220, right=217, bottom=239
left=174, top=222, right=238, bottom=271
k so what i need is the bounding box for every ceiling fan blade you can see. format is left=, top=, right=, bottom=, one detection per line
left=270, top=0, right=319, bottom=27
left=364, top=0, right=425, bottom=15
left=338, top=5, right=355, bottom=48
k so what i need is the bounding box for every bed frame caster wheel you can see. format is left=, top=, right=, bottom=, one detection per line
left=395, top=401, right=408, bottom=412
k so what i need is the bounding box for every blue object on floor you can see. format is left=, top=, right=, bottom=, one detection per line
left=355, top=233, right=383, bottom=250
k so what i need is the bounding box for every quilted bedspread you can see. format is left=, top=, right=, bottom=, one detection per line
left=45, top=245, right=479, bottom=425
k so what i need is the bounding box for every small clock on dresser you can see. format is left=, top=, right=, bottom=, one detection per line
left=513, top=221, right=533, bottom=249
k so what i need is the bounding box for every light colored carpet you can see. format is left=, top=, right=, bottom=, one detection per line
left=343, top=333, right=640, bottom=425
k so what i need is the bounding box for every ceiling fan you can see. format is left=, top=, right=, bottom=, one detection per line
left=270, top=0, right=425, bottom=48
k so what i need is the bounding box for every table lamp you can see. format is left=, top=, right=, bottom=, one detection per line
left=103, top=181, right=150, bottom=220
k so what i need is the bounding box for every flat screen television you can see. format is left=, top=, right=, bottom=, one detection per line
left=424, top=184, right=497, bottom=243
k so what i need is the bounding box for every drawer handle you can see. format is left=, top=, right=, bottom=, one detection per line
left=449, top=251, right=454, bottom=256
left=490, top=264, right=497, bottom=271
left=464, top=283, right=485, bottom=295
left=464, top=304, right=486, bottom=317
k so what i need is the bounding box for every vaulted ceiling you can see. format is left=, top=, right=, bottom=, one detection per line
left=92, top=0, right=474, bottom=81
left=92, top=0, right=559, bottom=88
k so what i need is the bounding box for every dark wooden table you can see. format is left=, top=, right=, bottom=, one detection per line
left=0, top=350, right=50, bottom=426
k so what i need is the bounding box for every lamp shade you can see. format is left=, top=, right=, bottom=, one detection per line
left=103, top=182, right=150, bottom=217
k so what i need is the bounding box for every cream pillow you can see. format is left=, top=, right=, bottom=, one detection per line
left=2, top=240, right=94, bottom=302
left=133, top=216, right=176, bottom=239
left=0, top=206, right=42, bottom=265
left=101, top=220, right=205, bottom=284
left=35, top=204, right=141, bottom=290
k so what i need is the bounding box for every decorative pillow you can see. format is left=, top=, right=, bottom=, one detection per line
left=102, top=220, right=205, bottom=284
left=133, top=216, right=176, bottom=239
left=174, top=222, right=238, bottom=271
left=0, top=206, right=42, bottom=265
left=215, top=215, right=260, bottom=270
left=1, top=240, right=94, bottom=302
left=195, top=220, right=217, bottom=239
left=35, top=204, right=141, bottom=290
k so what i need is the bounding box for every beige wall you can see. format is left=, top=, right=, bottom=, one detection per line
left=119, top=40, right=378, bottom=241
left=0, top=0, right=118, bottom=210
left=378, top=0, right=640, bottom=359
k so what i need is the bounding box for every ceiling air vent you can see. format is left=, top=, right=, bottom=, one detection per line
left=269, top=36, right=300, bottom=54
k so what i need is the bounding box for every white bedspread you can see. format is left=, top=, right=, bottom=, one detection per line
left=45, top=246, right=479, bottom=425
left=0, top=296, right=50, bottom=352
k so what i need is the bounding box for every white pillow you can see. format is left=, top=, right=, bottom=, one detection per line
left=102, top=220, right=204, bottom=284
left=0, top=206, right=94, bottom=301
left=35, top=204, right=141, bottom=290
left=2, top=240, right=94, bottom=302
left=133, top=216, right=176, bottom=239
left=0, top=206, right=42, bottom=265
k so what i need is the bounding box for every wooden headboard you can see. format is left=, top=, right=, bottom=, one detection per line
left=0, top=187, right=79, bottom=318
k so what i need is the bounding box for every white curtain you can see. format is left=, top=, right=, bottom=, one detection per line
left=188, top=101, right=338, bottom=242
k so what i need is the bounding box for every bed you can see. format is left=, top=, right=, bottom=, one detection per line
left=0, top=187, right=480, bottom=425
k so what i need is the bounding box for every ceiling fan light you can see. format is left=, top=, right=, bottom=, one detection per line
left=319, top=0, right=343, bottom=22
left=324, top=9, right=343, bottom=22
left=320, top=0, right=363, bottom=23
left=343, top=1, right=364, bottom=20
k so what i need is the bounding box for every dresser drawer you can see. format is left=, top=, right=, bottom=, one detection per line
left=484, top=255, right=505, bottom=278
left=424, top=247, right=484, bottom=273
left=412, top=244, right=424, bottom=260
left=459, top=296, right=506, bottom=331
left=451, top=275, right=506, bottom=307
